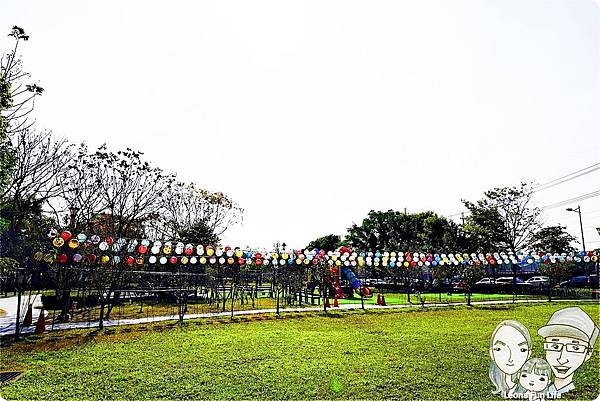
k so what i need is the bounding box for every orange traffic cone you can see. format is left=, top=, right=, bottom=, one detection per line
left=324, top=297, right=330, bottom=308
left=23, top=305, right=33, bottom=326
left=381, top=294, right=387, bottom=306
left=333, top=295, right=339, bottom=307
left=34, top=308, right=46, bottom=335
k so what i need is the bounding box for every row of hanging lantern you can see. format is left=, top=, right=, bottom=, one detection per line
left=42, top=230, right=599, bottom=268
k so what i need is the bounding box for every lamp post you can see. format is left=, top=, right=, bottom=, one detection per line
left=566, top=206, right=586, bottom=252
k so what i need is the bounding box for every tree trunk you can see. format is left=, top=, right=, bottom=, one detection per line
left=230, top=286, right=235, bottom=320
left=98, top=302, right=105, bottom=329
left=105, top=292, right=113, bottom=320
left=14, top=287, right=22, bottom=340
left=59, top=287, right=72, bottom=321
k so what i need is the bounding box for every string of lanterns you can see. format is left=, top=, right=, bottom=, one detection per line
left=37, top=229, right=599, bottom=269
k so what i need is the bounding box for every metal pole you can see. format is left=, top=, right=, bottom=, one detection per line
left=577, top=207, right=586, bottom=252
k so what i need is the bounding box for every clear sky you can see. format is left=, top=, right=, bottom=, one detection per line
left=1, top=0, right=599, bottom=250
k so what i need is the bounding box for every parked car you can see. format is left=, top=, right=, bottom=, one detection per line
left=590, top=274, right=599, bottom=289
left=476, top=277, right=495, bottom=285
left=452, top=279, right=466, bottom=291
left=559, top=276, right=592, bottom=288
left=496, top=277, right=525, bottom=285
left=525, top=276, right=549, bottom=287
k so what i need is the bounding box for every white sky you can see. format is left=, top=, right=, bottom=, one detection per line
left=1, top=0, right=599, bottom=250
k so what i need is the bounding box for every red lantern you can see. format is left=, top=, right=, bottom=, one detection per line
left=138, top=245, right=148, bottom=254
left=126, top=256, right=135, bottom=266
left=87, top=254, right=97, bottom=263
left=256, top=259, right=263, bottom=266
left=255, top=253, right=262, bottom=259
left=406, top=256, right=412, bottom=263
left=184, top=247, right=193, bottom=256
left=170, top=256, right=177, bottom=264
left=238, top=258, right=246, bottom=265
left=57, top=254, right=68, bottom=264
left=60, top=231, right=72, bottom=241
left=410, top=261, right=417, bottom=268
left=105, top=237, right=114, bottom=246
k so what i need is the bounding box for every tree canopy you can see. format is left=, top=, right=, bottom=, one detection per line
left=462, top=183, right=542, bottom=253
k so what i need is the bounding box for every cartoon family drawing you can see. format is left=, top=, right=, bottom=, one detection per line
left=489, top=307, right=598, bottom=399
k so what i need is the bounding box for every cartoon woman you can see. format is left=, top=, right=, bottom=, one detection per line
left=514, top=358, right=553, bottom=400
left=489, top=320, right=532, bottom=397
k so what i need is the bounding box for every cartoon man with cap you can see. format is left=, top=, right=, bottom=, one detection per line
left=538, top=307, right=599, bottom=395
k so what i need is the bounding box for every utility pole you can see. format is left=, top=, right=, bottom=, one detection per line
left=566, top=206, right=586, bottom=252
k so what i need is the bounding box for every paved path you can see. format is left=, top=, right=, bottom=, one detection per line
left=2, top=298, right=596, bottom=337
left=0, top=294, right=44, bottom=336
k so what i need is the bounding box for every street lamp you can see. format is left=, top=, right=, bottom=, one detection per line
left=566, top=206, right=586, bottom=252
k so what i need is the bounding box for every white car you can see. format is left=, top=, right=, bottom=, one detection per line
left=476, top=277, right=495, bottom=285
left=525, top=276, right=549, bottom=287
left=496, top=277, right=525, bottom=285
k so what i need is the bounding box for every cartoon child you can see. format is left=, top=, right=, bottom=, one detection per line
left=538, top=306, right=599, bottom=395
left=514, top=358, right=553, bottom=400
left=489, top=320, right=532, bottom=397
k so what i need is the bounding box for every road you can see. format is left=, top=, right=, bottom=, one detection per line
left=0, top=294, right=44, bottom=336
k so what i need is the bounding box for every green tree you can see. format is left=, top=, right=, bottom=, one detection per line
left=528, top=225, right=577, bottom=254
left=346, top=210, right=469, bottom=252
left=538, top=262, right=572, bottom=301
left=178, top=220, right=220, bottom=245
left=306, top=234, right=342, bottom=252
left=457, top=263, right=484, bottom=306
left=463, top=183, right=541, bottom=253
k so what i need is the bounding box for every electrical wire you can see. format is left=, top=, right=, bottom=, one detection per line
left=534, top=162, right=600, bottom=191
left=541, top=190, right=600, bottom=210
left=533, top=167, right=600, bottom=193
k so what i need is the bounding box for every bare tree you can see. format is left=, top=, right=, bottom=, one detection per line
left=0, top=129, right=71, bottom=339
left=150, top=182, right=243, bottom=243
left=1, top=129, right=71, bottom=209
left=80, top=145, right=175, bottom=326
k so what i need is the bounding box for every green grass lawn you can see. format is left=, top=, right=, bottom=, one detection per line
left=334, top=292, right=547, bottom=305
left=1, top=302, right=598, bottom=400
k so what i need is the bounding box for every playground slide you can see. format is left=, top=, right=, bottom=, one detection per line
left=340, top=267, right=373, bottom=298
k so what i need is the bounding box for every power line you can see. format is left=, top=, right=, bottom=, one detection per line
left=443, top=164, right=600, bottom=218
left=533, top=166, right=600, bottom=193
left=534, top=162, right=600, bottom=190
left=541, top=190, right=600, bottom=210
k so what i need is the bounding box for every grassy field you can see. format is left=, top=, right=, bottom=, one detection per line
left=1, top=302, right=598, bottom=400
